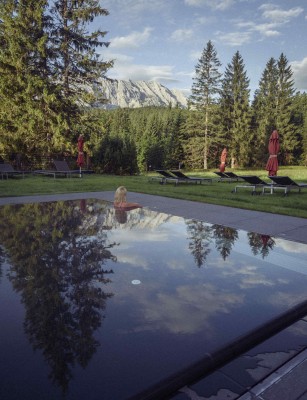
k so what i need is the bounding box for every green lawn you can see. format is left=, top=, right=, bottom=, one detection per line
left=1, top=166, right=307, bottom=218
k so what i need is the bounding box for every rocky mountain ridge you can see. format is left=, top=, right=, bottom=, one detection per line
left=95, top=78, right=187, bottom=109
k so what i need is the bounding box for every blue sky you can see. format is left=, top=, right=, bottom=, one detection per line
left=95, top=0, right=307, bottom=98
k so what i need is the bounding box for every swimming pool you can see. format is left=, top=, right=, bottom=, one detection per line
left=1, top=199, right=307, bottom=399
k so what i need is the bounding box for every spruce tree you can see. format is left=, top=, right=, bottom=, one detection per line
left=0, top=0, right=59, bottom=160
left=0, top=0, right=112, bottom=162
left=276, top=53, right=297, bottom=164
left=49, top=0, right=112, bottom=106
left=252, top=54, right=297, bottom=166
left=219, top=51, right=251, bottom=167
left=291, top=92, right=307, bottom=164
left=188, top=40, right=222, bottom=169
left=252, top=58, right=279, bottom=166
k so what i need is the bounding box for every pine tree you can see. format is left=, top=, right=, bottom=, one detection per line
left=252, top=54, right=297, bottom=166
left=49, top=0, right=112, bottom=105
left=276, top=53, right=298, bottom=164
left=252, top=58, right=279, bottom=166
left=291, top=92, right=307, bottom=164
left=0, top=0, right=60, bottom=160
left=188, top=40, right=222, bottom=169
left=219, top=51, right=251, bottom=167
left=0, top=0, right=112, bottom=163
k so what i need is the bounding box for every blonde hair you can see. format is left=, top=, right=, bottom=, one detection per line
left=114, top=186, right=127, bottom=204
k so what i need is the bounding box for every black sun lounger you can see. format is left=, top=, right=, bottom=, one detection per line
left=54, top=160, right=94, bottom=175
left=214, top=171, right=240, bottom=182
left=149, top=170, right=199, bottom=185
left=170, top=170, right=212, bottom=184
left=232, top=175, right=272, bottom=195
left=0, top=163, right=26, bottom=179
left=34, top=160, right=94, bottom=179
left=267, top=176, right=307, bottom=194
left=53, top=160, right=80, bottom=176
left=148, top=170, right=179, bottom=185
left=224, top=172, right=242, bottom=181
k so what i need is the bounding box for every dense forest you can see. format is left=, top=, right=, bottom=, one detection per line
left=1, top=1, right=307, bottom=173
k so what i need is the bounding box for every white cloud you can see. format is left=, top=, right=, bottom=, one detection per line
left=252, top=22, right=281, bottom=37
left=259, top=4, right=304, bottom=24
left=292, top=57, right=307, bottom=92
left=236, top=20, right=283, bottom=39
left=184, top=0, right=235, bottom=11
left=216, top=30, right=251, bottom=46
left=170, top=28, right=194, bottom=42
left=104, top=0, right=166, bottom=15
left=110, top=27, right=153, bottom=49
left=108, top=60, right=179, bottom=85
left=224, top=5, right=303, bottom=46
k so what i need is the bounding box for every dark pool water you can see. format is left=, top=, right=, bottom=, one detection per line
left=0, top=199, right=307, bottom=400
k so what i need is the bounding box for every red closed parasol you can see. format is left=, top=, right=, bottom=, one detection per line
left=265, top=130, right=280, bottom=176
left=219, top=148, right=227, bottom=172
left=77, top=135, right=85, bottom=177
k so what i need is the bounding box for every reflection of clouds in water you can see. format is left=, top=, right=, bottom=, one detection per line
left=111, top=228, right=172, bottom=244
left=166, top=258, right=190, bottom=271
left=239, top=276, right=275, bottom=289
left=275, top=238, right=307, bottom=254
left=214, top=263, right=277, bottom=290
left=133, top=284, right=243, bottom=335
left=267, top=291, right=307, bottom=309
left=116, top=254, right=149, bottom=269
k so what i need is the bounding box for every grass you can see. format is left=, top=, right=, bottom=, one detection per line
left=1, top=166, right=307, bottom=218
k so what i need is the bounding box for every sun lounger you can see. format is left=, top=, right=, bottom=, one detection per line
left=267, top=176, right=307, bottom=194
left=34, top=160, right=94, bottom=179
left=214, top=171, right=240, bottom=182
left=0, top=163, right=26, bottom=179
left=232, top=175, right=272, bottom=195
left=54, top=160, right=94, bottom=175
left=149, top=170, right=199, bottom=185
left=170, top=170, right=212, bottom=184
left=53, top=160, right=80, bottom=176
left=224, top=172, right=242, bottom=181
left=149, top=170, right=180, bottom=185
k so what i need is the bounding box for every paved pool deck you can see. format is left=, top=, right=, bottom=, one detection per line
left=1, top=191, right=307, bottom=400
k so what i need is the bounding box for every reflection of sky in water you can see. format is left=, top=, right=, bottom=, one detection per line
left=1, top=200, right=307, bottom=400
left=233, top=231, right=307, bottom=276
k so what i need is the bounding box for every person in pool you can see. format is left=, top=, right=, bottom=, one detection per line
left=114, top=186, right=142, bottom=210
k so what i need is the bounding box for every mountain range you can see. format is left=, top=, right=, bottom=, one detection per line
left=94, top=79, right=187, bottom=109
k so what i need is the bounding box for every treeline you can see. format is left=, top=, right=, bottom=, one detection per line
left=1, top=3, right=307, bottom=173
left=90, top=83, right=307, bottom=174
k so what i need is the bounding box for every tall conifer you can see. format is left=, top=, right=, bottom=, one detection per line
left=276, top=53, right=297, bottom=164
left=219, top=51, right=251, bottom=167
left=0, top=0, right=58, bottom=158
left=0, top=0, right=112, bottom=161
left=252, top=54, right=297, bottom=165
left=252, top=58, right=279, bottom=165
left=188, top=40, right=222, bottom=169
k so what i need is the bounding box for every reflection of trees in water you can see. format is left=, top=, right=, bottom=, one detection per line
left=0, top=201, right=116, bottom=395
left=248, top=232, right=276, bottom=258
left=186, top=221, right=239, bottom=267
left=186, top=220, right=276, bottom=266
left=186, top=220, right=212, bottom=267
left=211, top=225, right=238, bottom=260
